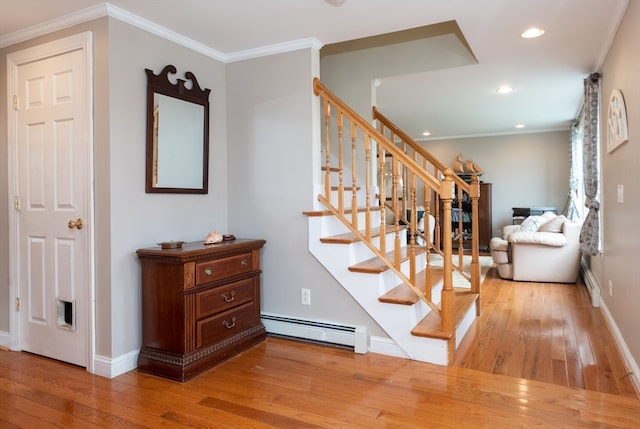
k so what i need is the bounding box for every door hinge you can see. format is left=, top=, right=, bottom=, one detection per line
left=13, top=95, right=19, bottom=111
left=16, top=297, right=21, bottom=312
left=14, top=196, right=20, bottom=211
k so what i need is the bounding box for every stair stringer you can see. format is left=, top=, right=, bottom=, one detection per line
left=307, top=213, right=477, bottom=365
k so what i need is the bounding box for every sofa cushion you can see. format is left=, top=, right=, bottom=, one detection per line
left=490, top=237, right=509, bottom=252
left=508, top=231, right=568, bottom=247
left=491, top=249, right=510, bottom=264
left=502, top=224, right=521, bottom=240
left=519, top=215, right=544, bottom=232
left=538, top=215, right=566, bottom=233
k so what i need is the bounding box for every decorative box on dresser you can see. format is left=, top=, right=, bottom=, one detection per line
left=136, top=239, right=266, bottom=381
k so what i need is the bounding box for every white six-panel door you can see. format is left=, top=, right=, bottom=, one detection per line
left=7, top=33, right=93, bottom=368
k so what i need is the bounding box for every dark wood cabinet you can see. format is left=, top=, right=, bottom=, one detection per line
left=441, top=182, right=492, bottom=252
left=136, top=239, right=266, bottom=381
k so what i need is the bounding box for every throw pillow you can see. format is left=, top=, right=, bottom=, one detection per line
left=539, top=215, right=566, bottom=233
left=540, top=211, right=557, bottom=222
left=519, top=215, right=543, bottom=232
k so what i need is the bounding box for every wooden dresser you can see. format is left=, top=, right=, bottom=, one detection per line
left=136, top=239, right=266, bottom=381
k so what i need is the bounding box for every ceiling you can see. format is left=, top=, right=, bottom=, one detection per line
left=0, top=0, right=628, bottom=140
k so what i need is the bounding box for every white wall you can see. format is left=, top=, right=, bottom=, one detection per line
left=104, top=18, right=229, bottom=357
left=423, top=131, right=570, bottom=233
left=2, top=4, right=636, bottom=378
left=319, top=40, right=570, bottom=237
left=596, top=0, right=640, bottom=373
left=226, top=49, right=388, bottom=337
left=0, top=17, right=229, bottom=359
left=0, top=18, right=574, bottom=354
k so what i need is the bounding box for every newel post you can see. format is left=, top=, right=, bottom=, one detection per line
left=468, top=175, right=481, bottom=311
left=440, top=169, right=456, bottom=362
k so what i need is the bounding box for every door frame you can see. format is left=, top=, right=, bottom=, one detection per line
left=6, top=32, right=95, bottom=372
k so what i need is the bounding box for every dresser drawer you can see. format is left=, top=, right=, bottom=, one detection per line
left=195, top=252, right=253, bottom=285
left=195, top=277, right=254, bottom=319
left=196, top=302, right=257, bottom=348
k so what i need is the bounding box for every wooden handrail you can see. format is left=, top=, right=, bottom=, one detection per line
left=313, top=77, right=460, bottom=338
left=313, top=78, right=482, bottom=363
left=314, top=78, right=444, bottom=191
left=372, top=106, right=470, bottom=192
left=372, top=103, right=481, bottom=297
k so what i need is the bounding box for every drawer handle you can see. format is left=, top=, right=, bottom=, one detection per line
left=221, top=291, right=236, bottom=302
left=241, top=259, right=248, bottom=267
left=204, top=267, right=213, bottom=276
left=223, top=316, right=237, bottom=329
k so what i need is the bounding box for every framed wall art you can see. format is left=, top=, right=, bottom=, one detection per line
left=606, top=89, right=629, bottom=153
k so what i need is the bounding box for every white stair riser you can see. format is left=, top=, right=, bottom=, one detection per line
left=308, top=181, right=476, bottom=365
left=329, top=189, right=368, bottom=207
left=314, top=211, right=382, bottom=238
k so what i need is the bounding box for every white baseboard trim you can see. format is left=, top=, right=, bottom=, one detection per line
left=0, top=330, right=138, bottom=378
left=92, top=349, right=139, bottom=379
left=369, top=336, right=410, bottom=359
left=580, top=259, right=600, bottom=307
left=262, top=313, right=368, bottom=354
left=0, top=331, right=9, bottom=349
left=599, top=299, right=640, bottom=395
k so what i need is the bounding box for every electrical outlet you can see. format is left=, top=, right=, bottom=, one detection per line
left=609, top=280, right=613, bottom=297
left=617, top=185, right=624, bottom=203
left=301, top=288, right=311, bottom=305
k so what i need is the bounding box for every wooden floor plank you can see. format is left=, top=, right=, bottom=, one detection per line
left=453, top=268, right=637, bottom=398
left=0, top=268, right=638, bottom=428
left=0, top=337, right=638, bottom=428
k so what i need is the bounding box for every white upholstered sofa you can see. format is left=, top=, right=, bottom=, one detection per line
left=489, top=212, right=582, bottom=283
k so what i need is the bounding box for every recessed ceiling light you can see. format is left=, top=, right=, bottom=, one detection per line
left=325, top=0, right=346, bottom=6
left=521, top=27, right=545, bottom=39
left=496, top=85, right=513, bottom=94
left=422, top=131, right=431, bottom=137
left=515, top=124, right=525, bottom=129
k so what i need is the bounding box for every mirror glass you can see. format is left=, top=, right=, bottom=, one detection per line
left=146, top=65, right=210, bottom=193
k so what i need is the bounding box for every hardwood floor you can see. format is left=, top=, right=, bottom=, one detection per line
left=1, top=271, right=638, bottom=428
left=454, top=267, right=638, bottom=398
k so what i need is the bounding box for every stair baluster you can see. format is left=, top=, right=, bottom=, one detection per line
left=309, top=78, right=481, bottom=364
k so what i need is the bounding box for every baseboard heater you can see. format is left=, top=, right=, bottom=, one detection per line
left=261, top=313, right=368, bottom=354
left=580, top=259, right=600, bottom=307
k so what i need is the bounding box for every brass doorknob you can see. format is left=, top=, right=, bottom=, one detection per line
left=68, top=218, right=84, bottom=230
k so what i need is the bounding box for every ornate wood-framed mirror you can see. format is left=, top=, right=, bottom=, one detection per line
left=145, top=65, right=211, bottom=193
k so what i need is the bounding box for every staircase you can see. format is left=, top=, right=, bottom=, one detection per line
left=304, top=78, right=483, bottom=365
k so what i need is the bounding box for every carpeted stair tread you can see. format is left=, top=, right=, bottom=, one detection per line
left=410, top=292, right=479, bottom=339
left=379, top=266, right=445, bottom=305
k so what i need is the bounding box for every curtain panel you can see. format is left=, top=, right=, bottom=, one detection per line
left=579, top=74, right=600, bottom=256
left=564, top=123, right=581, bottom=221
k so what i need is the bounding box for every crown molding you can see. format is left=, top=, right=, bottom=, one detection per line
left=225, top=37, right=324, bottom=63
left=416, top=126, right=570, bottom=142
left=1, top=2, right=323, bottom=62
left=592, top=0, right=628, bottom=72
left=0, top=3, right=107, bottom=48
left=103, top=3, right=227, bottom=61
